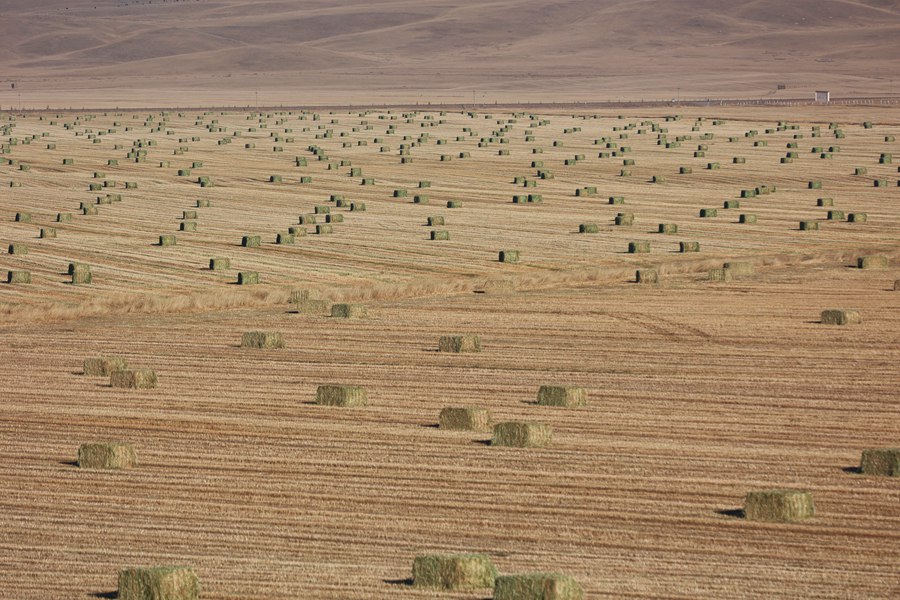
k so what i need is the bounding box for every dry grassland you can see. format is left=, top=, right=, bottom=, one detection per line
left=0, top=105, right=898, bottom=598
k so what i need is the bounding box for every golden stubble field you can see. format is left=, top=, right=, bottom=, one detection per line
left=0, top=105, right=898, bottom=599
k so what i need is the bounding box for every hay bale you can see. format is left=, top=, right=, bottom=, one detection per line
left=615, top=213, right=634, bottom=226
left=276, top=232, right=295, bottom=245
left=739, top=214, right=757, bottom=224
left=859, top=448, right=900, bottom=476
left=743, top=489, right=814, bottom=522
left=723, top=200, right=740, bottom=209
left=808, top=180, right=822, bottom=189
left=817, top=198, right=834, bottom=207
left=118, top=566, right=200, bottom=600
left=491, top=422, right=552, bottom=448
left=708, top=268, right=732, bottom=282
left=350, top=202, right=366, bottom=212
left=499, top=250, right=520, bottom=263
left=699, top=208, right=717, bottom=218
left=857, top=255, right=888, bottom=269
left=799, top=220, right=819, bottom=231
left=196, top=199, right=210, bottom=208
left=209, top=258, right=230, bottom=271
left=431, top=230, right=450, bottom=240
left=15, top=212, right=31, bottom=223
left=325, top=214, right=343, bottom=224
left=77, top=442, right=136, bottom=469
left=241, top=331, right=285, bottom=349
left=8, top=243, right=28, bottom=255
left=848, top=212, right=867, bottom=223
left=427, top=216, right=444, bottom=226
left=40, top=227, right=57, bottom=239
left=439, top=407, right=492, bottom=431
left=110, top=369, right=158, bottom=389
left=894, top=279, right=900, bottom=291
left=241, top=235, right=261, bottom=247
left=158, top=235, right=176, bottom=247
left=412, top=553, right=497, bottom=590
left=579, top=223, right=599, bottom=233
left=180, top=222, right=197, bottom=232
left=658, top=223, right=677, bottom=234
left=316, top=384, right=367, bottom=407
left=183, top=210, right=197, bottom=220
left=84, top=356, right=127, bottom=376
left=237, top=271, right=259, bottom=285
left=636, top=269, right=658, bottom=284
left=536, top=386, right=587, bottom=408
left=298, top=215, right=317, bottom=225
left=447, top=200, right=462, bottom=208
left=413, top=195, right=429, bottom=204
left=57, top=213, right=73, bottom=223
left=7, top=270, right=31, bottom=284
left=494, top=573, right=583, bottom=600
left=331, top=303, right=367, bottom=318
left=821, top=309, right=861, bottom=325
left=608, top=196, right=625, bottom=205
left=628, top=241, right=650, bottom=253
left=438, top=335, right=482, bottom=353
left=72, top=266, right=93, bottom=284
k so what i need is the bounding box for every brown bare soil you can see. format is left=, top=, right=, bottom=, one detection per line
left=0, top=105, right=898, bottom=598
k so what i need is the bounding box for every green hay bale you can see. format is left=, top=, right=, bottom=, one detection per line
left=438, top=334, right=481, bottom=353
left=733, top=157, right=746, bottom=164
left=269, top=175, right=282, bottom=183
left=431, top=230, right=450, bottom=241
left=723, top=261, right=754, bottom=276
left=276, top=232, right=295, bottom=245
left=579, top=223, right=599, bottom=233
left=857, top=255, right=888, bottom=269
left=314, top=205, right=331, bottom=214
left=15, top=212, right=32, bottom=223
left=859, top=448, right=900, bottom=476
left=325, top=214, right=343, bottom=224
left=241, top=331, right=285, bottom=349
left=636, top=269, right=658, bottom=284
left=8, top=243, right=28, bottom=255
left=808, top=180, right=822, bottom=189
left=350, top=202, right=366, bottom=212
left=620, top=169, right=632, bottom=176
left=821, top=309, right=861, bottom=325
left=180, top=222, right=197, bottom=232
left=331, top=303, right=367, bottom=318
left=209, top=258, right=230, bottom=271
left=57, top=213, right=73, bottom=223
left=7, top=270, right=31, bottom=284
left=817, top=198, right=833, bottom=207
left=72, top=267, right=93, bottom=284
left=651, top=175, right=666, bottom=183
left=827, top=210, right=845, bottom=221
left=447, top=200, right=462, bottom=208
left=412, top=554, right=497, bottom=590
left=740, top=189, right=756, bottom=199
left=628, top=241, right=650, bottom=253
left=743, top=489, right=814, bottom=522
left=608, top=196, right=625, bottom=206
left=84, top=356, right=127, bottom=376
left=196, top=199, right=210, bottom=208
left=414, top=195, right=429, bottom=204
left=536, top=386, right=587, bottom=408
left=438, top=407, right=492, bottom=431
left=110, top=369, right=157, bottom=389
left=615, top=213, right=634, bottom=226
left=393, top=189, right=408, bottom=198
left=125, top=182, right=137, bottom=190
left=658, top=223, right=677, bottom=234
left=723, top=200, right=740, bottom=209
left=799, top=220, right=819, bottom=231
left=708, top=268, right=733, bottom=282
left=879, top=153, right=892, bottom=164
left=427, top=216, right=444, bottom=226
left=241, top=235, right=261, bottom=247
left=287, top=226, right=308, bottom=237
left=62, top=158, right=74, bottom=165
left=494, top=573, right=584, bottom=600
left=77, top=442, right=136, bottom=469
left=873, top=179, right=888, bottom=187
left=679, top=166, right=692, bottom=174
left=237, top=271, right=259, bottom=285
left=491, top=422, right=552, bottom=448
left=699, top=208, right=717, bottom=218
left=854, top=167, right=868, bottom=176
left=158, top=235, right=176, bottom=247
left=680, top=241, right=700, bottom=253
left=499, top=250, right=520, bottom=263
left=707, top=162, right=721, bottom=170
left=118, top=566, right=200, bottom=600
left=183, top=210, right=198, bottom=220
left=316, top=384, right=367, bottom=407
left=848, top=212, right=867, bottom=223
left=739, top=214, right=757, bottom=224
left=298, top=215, right=317, bottom=225
left=316, top=224, right=333, bottom=235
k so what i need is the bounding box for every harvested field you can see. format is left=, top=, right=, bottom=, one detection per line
left=0, top=106, right=898, bottom=599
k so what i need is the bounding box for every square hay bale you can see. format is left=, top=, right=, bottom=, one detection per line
left=316, top=224, right=333, bottom=235
left=414, top=195, right=429, bottom=204
left=708, top=268, right=733, bottom=282
left=72, top=267, right=93, bottom=284
left=276, top=232, right=295, bottom=245
left=494, top=573, right=584, bottom=600
left=608, top=196, right=625, bottom=205
left=499, top=250, right=520, bottom=263
left=331, top=303, right=367, bottom=318
left=325, top=214, right=343, bottom=224
left=209, top=258, right=230, bottom=271
left=431, top=230, right=450, bottom=241
left=739, top=214, right=758, bottom=224
left=57, top=213, right=73, bottom=223
left=77, top=442, right=136, bottom=469
left=241, top=331, right=285, bottom=349
left=859, top=448, right=900, bottom=476
left=799, top=220, right=819, bottom=231
left=848, top=212, right=867, bottom=223
left=808, top=180, right=822, bottom=189
left=439, top=407, right=492, bottom=431
left=821, top=309, right=861, bottom=325
left=723, top=200, right=740, bottom=209
left=40, top=227, right=57, bottom=239
left=628, top=241, right=650, bottom=253
left=180, top=222, right=197, bottom=232
left=615, top=213, right=634, bottom=226
left=350, top=202, right=366, bottom=212
left=536, top=386, right=587, bottom=408
left=84, top=356, right=127, bottom=376
left=241, top=235, right=261, bottom=247
left=439, top=335, right=482, bottom=353
left=579, top=223, right=599, bottom=233
left=15, top=212, right=31, bottom=223
left=491, top=422, right=552, bottom=448
left=427, top=216, right=444, bottom=226
left=857, top=255, right=888, bottom=269
left=316, top=384, right=367, bottom=407
left=412, top=553, right=497, bottom=590
left=636, top=269, right=659, bottom=284
left=894, top=279, right=900, bottom=291
left=110, top=369, right=158, bottom=389
left=658, top=223, right=677, bottom=234
left=183, top=210, right=198, bottom=220
left=7, top=270, right=31, bottom=284
left=723, top=262, right=754, bottom=276
left=158, top=235, right=176, bottom=247
left=743, top=489, right=814, bottom=522
left=196, top=199, right=210, bottom=208
left=118, top=566, right=200, bottom=600
left=299, top=215, right=317, bottom=225
left=237, top=271, right=259, bottom=285
left=827, top=210, right=845, bottom=221
left=8, top=243, right=28, bottom=255
left=819, top=198, right=835, bottom=207
left=680, top=241, right=700, bottom=253
left=314, top=205, right=330, bottom=214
